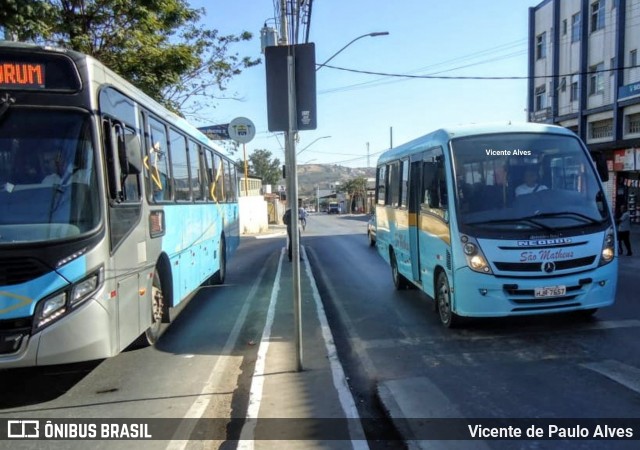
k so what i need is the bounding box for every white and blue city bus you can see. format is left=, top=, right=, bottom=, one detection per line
left=0, top=42, right=239, bottom=367
left=374, top=123, right=617, bottom=327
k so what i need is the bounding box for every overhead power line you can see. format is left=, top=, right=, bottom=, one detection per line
left=320, top=63, right=640, bottom=80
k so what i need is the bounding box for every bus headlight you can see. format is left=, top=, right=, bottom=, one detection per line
left=36, top=292, right=68, bottom=329
left=33, top=267, right=103, bottom=333
left=461, top=235, right=493, bottom=274
left=70, top=272, right=100, bottom=307
left=599, top=227, right=615, bottom=266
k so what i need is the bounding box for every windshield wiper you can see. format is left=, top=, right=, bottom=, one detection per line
left=516, top=212, right=604, bottom=225
left=0, top=93, right=15, bottom=121
left=465, top=218, right=553, bottom=231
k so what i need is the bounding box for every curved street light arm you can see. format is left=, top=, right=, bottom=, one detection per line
left=316, top=32, right=389, bottom=71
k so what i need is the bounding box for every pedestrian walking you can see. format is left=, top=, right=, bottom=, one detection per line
left=617, top=204, right=633, bottom=256
left=283, top=203, right=303, bottom=262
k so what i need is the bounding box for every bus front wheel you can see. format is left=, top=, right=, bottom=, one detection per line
left=146, top=269, right=168, bottom=345
left=390, top=250, right=409, bottom=290
left=436, top=271, right=458, bottom=328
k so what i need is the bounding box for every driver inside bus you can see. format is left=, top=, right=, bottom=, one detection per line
left=41, top=150, right=67, bottom=185
left=515, top=166, right=548, bottom=196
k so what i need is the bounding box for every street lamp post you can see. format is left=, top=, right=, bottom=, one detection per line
left=297, top=135, right=331, bottom=155
left=316, top=31, right=389, bottom=71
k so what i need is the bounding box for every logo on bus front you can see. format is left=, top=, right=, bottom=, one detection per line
left=517, top=238, right=573, bottom=247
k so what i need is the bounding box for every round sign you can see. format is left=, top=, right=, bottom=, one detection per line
left=228, top=117, right=255, bottom=144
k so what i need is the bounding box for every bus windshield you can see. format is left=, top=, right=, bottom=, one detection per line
left=0, top=109, right=100, bottom=243
left=451, top=133, right=609, bottom=237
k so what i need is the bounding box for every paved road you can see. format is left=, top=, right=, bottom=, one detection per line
left=305, top=213, right=640, bottom=449
left=1, top=213, right=639, bottom=449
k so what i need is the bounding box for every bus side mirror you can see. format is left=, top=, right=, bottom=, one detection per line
left=590, top=150, right=609, bottom=182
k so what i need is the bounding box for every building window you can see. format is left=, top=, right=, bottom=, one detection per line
left=589, top=63, right=604, bottom=95
left=591, top=1, right=605, bottom=32
left=535, top=85, right=546, bottom=111
left=561, top=77, right=567, bottom=92
left=589, top=119, right=613, bottom=139
left=562, top=19, right=568, bottom=35
left=631, top=49, right=638, bottom=68
left=570, top=80, right=579, bottom=101
left=571, top=12, right=581, bottom=42
left=611, top=57, right=616, bottom=76
left=536, top=32, right=546, bottom=59
left=627, top=113, right=640, bottom=134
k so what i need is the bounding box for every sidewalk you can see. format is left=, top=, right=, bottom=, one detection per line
left=237, top=245, right=368, bottom=449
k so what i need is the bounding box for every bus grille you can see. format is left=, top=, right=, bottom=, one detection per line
left=0, top=318, right=32, bottom=355
left=493, top=256, right=596, bottom=273
left=0, top=257, right=50, bottom=286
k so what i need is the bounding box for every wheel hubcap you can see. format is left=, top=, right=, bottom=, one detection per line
left=438, top=280, right=450, bottom=323
left=152, top=285, right=163, bottom=324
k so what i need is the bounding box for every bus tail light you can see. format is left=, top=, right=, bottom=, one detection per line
left=461, top=235, right=493, bottom=274
left=599, top=227, right=615, bottom=266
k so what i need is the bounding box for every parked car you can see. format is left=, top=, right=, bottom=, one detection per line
left=367, top=213, right=376, bottom=247
left=328, top=202, right=340, bottom=214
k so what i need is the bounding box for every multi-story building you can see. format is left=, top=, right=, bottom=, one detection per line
left=528, top=0, right=640, bottom=222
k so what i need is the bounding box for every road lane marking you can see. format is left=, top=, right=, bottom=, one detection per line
left=301, top=246, right=369, bottom=450
left=582, top=360, right=640, bottom=395
left=254, top=231, right=286, bottom=240
left=166, top=260, right=273, bottom=450
left=237, top=248, right=284, bottom=450
left=355, top=319, right=640, bottom=350
left=305, top=246, right=379, bottom=379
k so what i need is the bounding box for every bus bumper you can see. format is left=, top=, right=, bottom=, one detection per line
left=0, top=297, right=113, bottom=368
left=452, top=262, right=617, bottom=317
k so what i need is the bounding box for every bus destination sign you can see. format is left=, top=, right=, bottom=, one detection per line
left=0, top=62, right=45, bottom=89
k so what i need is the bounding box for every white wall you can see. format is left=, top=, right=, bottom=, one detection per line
left=238, top=196, right=269, bottom=234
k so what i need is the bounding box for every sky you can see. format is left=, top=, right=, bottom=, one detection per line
left=189, top=0, right=544, bottom=168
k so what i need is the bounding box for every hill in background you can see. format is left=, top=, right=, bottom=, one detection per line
left=277, top=164, right=376, bottom=197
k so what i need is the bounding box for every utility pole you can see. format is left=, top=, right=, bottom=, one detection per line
left=366, top=142, right=370, bottom=167
left=390, top=126, right=393, bottom=149
left=280, top=0, right=303, bottom=372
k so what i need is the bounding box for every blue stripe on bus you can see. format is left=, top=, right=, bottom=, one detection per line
left=0, top=256, right=86, bottom=319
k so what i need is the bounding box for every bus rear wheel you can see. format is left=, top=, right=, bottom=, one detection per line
left=145, top=270, right=167, bottom=345
left=436, top=271, right=458, bottom=328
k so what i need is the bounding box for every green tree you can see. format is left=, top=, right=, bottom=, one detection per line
left=244, top=149, right=281, bottom=186
left=0, top=0, right=260, bottom=115
left=341, top=176, right=368, bottom=213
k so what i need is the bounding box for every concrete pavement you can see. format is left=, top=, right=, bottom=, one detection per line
left=235, top=235, right=368, bottom=449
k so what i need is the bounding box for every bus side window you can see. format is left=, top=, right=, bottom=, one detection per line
left=422, top=150, right=448, bottom=220
left=147, top=117, right=172, bottom=203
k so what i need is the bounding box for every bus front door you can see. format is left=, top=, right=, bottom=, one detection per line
left=408, top=158, right=423, bottom=283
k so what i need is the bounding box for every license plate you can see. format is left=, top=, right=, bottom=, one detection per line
left=534, top=285, right=566, bottom=297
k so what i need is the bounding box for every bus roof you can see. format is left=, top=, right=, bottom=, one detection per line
left=0, top=41, right=228, bottom=157
left=376, top=122, right=577, bottom=166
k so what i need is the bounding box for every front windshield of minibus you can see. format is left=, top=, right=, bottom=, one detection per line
left=450, top=132, right=609, bottom=238
left=0, top=109, right=100, bottom=244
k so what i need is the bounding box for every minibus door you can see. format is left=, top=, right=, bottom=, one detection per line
left=409, top=157, right=423, bottom=283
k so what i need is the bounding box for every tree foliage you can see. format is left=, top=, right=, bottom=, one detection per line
left=0, top=0, right=260, bottom=115
left=341, top=176, right=368, bottom=213
left=243, top=149, right=281, bottom=186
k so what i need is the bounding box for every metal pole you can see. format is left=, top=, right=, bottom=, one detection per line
left=243, top=143, right=249, bottom=197
left=317, top=185, right=320, bottom=213
left=286, top=52, right=303, bottom=372
left=390, top=126, right=393, bottom=149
